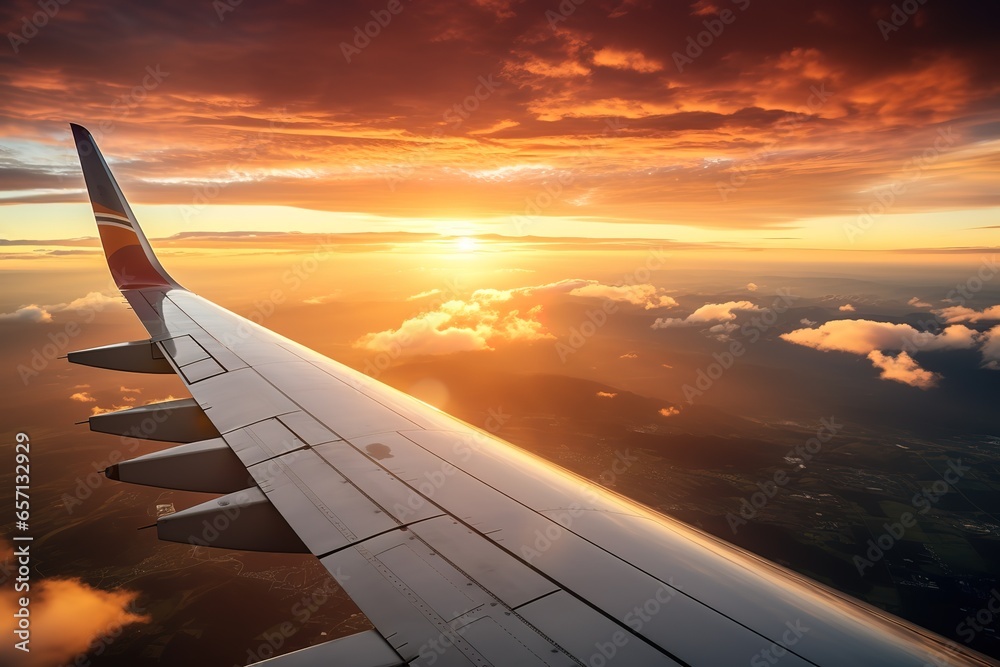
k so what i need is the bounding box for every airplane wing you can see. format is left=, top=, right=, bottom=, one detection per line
left=67, top=123, right=998, bottom=667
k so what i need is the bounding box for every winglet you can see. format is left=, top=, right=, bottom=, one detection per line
left=70, top=124, right=181, bottom=290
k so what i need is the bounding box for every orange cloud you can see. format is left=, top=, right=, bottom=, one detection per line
left=568, top=283, right=676, bottom=309
left=659, top=407, right=680, bottom=417
left=652, top=300, right=761, bottom=328
left=0, top=574, right=149, bottom=667
left=839, top=304, right=856, bottom=312
left=91, top=395, right=182, bottom=416
left=356, top=278, right=674, bottom=357
left=0, top=292, right=118, bottom=324
left=303, top=292, right=343, bottom=305
left=69, top=392, right=96, bottom=403
left=780, top=320, right=978, bottom=355
left=592, top=48, right=663, bottom=73
left=596, top=391, right=618, bottom=398
left=355, top=298, right=551, bottom=356
left=867, top=351, right=940, bottom=389
left=934, top=305, right=1000, bottom=324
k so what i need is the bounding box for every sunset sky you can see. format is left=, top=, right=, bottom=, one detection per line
left=0, top=0, right=997, bottom=250
left=2, top=3, right=1000, bottom=665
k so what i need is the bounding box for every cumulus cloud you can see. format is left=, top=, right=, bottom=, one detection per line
left=651, top=300, right=761, bottom=329
left=568, top=283, right=677, bottom=309
left=69, top=392, right=96, bottom=403
left=746, top=282, right=759, bottom=292
left=908, top=297, right=932, bottom=308
left=64, top=292, right=120, bottom=310
left=596, top=391, right=617, bottom=398
left=619, top=352, right=638, bottom=359
left=0, top=544, right=149, bottom=667
left=839, top=304, right=856, bottom=312
left=981, top=325, right=1000, bottom=370
left=800, top=318, right=817, bottom=326
left=472, top=279, right=675, bottom=309
left=0, top=305, right=52, bottom=323
left=867, top=351, right=940, bottom=389
left=0, top=292, right=118, bottom=324
left=356, top=297, right=551, bottom=356
left=933, top=305, right=1000, bottom=324
left=780, top=320, right=978, bottom=355
left=781, top=319, right=983, bottom=388
left=356, top=279, right=675, bottom=357
left=659, top=407, right=680, bottom=417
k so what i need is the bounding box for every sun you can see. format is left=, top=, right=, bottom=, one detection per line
left=456, top=236, right=478, bottom=253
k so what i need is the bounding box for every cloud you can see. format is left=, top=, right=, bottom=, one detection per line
left=592, top=48, right=663, bottom=73
left=933, top=305, right=1000, bottom=324
left=119, top=386, right=141, bottom=394
left=800, top=318, right=817, bottom=326
left=780, top=320, right=978, bottom=355
left=980, top=325, right=1000, bottom=370
left=0, top=548, right=148, bottom=667
left=355, top=296, right=552, bottom=356
left=839, top=304, right=856, bottom=312
left=619, top=352, right=638, bottom=359
left=0, top=0, right=996, bottom=236
left=781, top=319, right=985, bottom=387
left=69, top=392, right=96, bottom=403
left=867, top=351, right=940, bottom=389
left=566, top=282, right=677, bottom=309
left=407, top=289, right=442, bottom=300
left=908, top=297, right=932, bottom=308
left=303, top=291, right=342, bottom=305
left=651, top=300, right=761, bottom=329
left=596, top=391, right=617, bottom=398
left=91, top=395, right=182, bottom=416
left=0, top=292, right=118, bottom=324
left=64, top=292, right=120, bottom=310
left=356, top=279, right=675, bottom=357
left=746, top=283, right=759, bottom=292
left=659, top=407, right=680, bottom=417
left=0, top=305, right=52, bottom=323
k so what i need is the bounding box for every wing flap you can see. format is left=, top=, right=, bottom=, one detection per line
left=321, top=531, right=571, bottom=666
left=248, top=448, right=437, bottom=555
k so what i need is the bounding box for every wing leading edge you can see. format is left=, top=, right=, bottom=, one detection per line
left=66, top=124, right=1000, bottom=667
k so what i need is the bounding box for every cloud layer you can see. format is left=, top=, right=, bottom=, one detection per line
left=0, top=0, right=997, bottom=232
left=356, top=279, right=673, bottom=356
